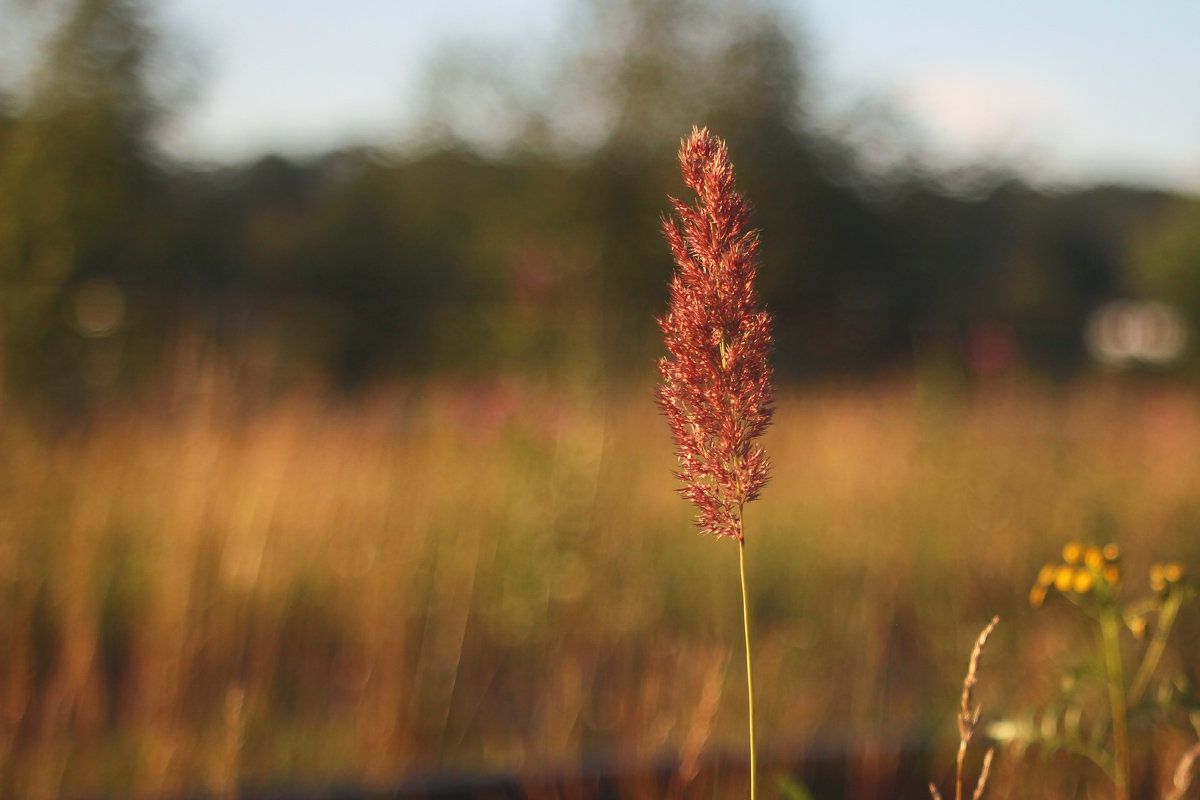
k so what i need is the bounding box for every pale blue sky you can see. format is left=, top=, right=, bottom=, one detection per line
left=158, top=0, right=1200, bottom=193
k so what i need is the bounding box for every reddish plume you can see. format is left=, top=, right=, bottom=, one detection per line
left=657, top=127, right=774, bottom=541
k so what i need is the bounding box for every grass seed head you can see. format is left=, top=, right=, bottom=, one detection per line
left=657, top=127, right=774, bottom=542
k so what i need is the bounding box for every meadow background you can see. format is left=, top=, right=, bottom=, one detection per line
left=3, top=1, right=1200, bottom=798
left=7, top=374, right=1200, bottom=798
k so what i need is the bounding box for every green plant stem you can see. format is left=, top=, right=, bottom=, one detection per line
left=1127, top=593, right=1182, bottom=709
left=738, top=531, right=757, bottom=800
left=1099, top=614, right=1130, bottom=800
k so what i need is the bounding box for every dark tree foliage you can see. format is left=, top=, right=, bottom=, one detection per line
left=0, top=0, right=1192, bottom=406
left=0, top=0, right=172, bottom=404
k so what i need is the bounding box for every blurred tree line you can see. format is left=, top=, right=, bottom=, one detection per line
left=1, top=0, right=1197, bottom=408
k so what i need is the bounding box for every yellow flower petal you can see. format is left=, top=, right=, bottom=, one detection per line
left=1054, top=566, right=1075, bottom=592
left=1151, top=564, right=1166, bottom=593
left=1072, top=570, right=1094, bottom=594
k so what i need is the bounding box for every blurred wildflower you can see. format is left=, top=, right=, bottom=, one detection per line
left=657, top=126, right=774, bottom=542
left=1151, top=564, right=1167, bottom=593
left=1054, top=566, right=1075, bottom=592
left=1151, top=562, right=1186, bottom=595
left=1032, top=542, right=1125, bottom=609
left=1072, top=569, right=1094, bottom=595
left=1017, top=541, right=1193, bottom=800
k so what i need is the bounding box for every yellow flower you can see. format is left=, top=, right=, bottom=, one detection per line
left=1037, top=563, right=1057, bottom=587
left=1054, top=566, right=1075, bottom=592
left=1072, top=569, right=1094, bottom=594
left=1104, top=564, right=1121, bottom=586
left=1163, top=562, right=1185, bottom=583
left=1151, top=564, right=1166, bottom=593
left=1030, top=584, right=1047, bottom=608
left=1062, top=542, right=1084, bottom=564
left=1103, top=543, right=1120, bottom=562
left=1084, top=547, right=1104, bottom=570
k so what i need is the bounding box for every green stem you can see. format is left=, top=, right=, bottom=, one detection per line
left=1100, top=614, right=1130, bottom=800
left=738, top=531, right=757, bottom=800
left=1127, top=594, right=1181, bottom=709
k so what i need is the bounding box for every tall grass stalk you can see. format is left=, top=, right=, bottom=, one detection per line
left=657, top=128, right=774, bottom=800
left=929, top=616, right=998, bottom=800
left=738, top=530, right=757, bottom=800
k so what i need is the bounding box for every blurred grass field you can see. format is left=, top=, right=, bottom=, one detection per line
left=2, top=372, right=1199, bottom=798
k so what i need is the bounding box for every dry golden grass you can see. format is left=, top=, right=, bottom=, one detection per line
left=2, top=374, right=1199, bottom=797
